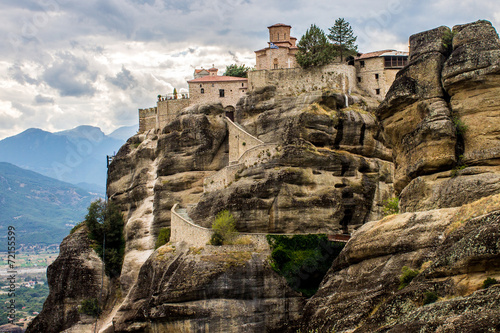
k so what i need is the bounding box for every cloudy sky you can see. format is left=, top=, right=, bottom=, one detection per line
left=0, top=0, right=499, bottom=140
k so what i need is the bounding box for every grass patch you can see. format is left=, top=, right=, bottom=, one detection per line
left=383, top=197, right=399, bottom=216
left=482, top=277, right=499, bottom=289
left=267, top=234, right=345, bottom=297
left=79, top=298, right=101, bottom=317
left=399, top=266, right=419, bottom=290
left=423, top=291, right=438, bottom=305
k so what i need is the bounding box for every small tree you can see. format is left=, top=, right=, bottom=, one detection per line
left=85, top=199, right=125, bottom=277
left=296, top=24, right=336, bottom=69
left=173, top=88, right=178, bottom=99
left=328, top=18, right=358, bottom=62
left=210, top=210, right=238, bottom=245
left=224, top=64, right=250, bottom=78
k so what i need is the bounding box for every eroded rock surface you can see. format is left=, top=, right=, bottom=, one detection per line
left=112, top=244, right=304, bottom=333
left=301, top=194, right=500, bottom=333
left=190, top=89, right=394, bottom=234
left=26, top=226, right=110, bottom=333
left=378, top=20, right=500, bottom=211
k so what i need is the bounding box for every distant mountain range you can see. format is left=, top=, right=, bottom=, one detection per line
left=0, top=125, right=137, bottom=191
left=0, top=162, right=100, bottom=245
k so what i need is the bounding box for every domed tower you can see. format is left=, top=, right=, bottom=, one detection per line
left=255, top=23, right=298, bottom=70
left=268, top=23, right=292, bottom=45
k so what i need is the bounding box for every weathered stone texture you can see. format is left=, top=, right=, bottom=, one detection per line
left=26, top=227, right=109, bottom=333
left=112, top=245, right=305, bottom=333
left=301, top=194, right=500, bottom=333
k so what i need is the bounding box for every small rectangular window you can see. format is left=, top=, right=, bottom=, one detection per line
left=375, top=89, right=380, bottom=95
left=375, top=74, right=379, bottom=80
left=360, top=60, right=365, bottom=68
left=201, top=88, right=204, bottom=94
left=219, top=89, right=225, bottom=97
left=357, top=77, right=362, bottom=83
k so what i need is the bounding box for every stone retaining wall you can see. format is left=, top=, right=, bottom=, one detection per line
left=226, top=117, right=264, bottom=162
left=170, top=204, right=270, bottom=250
left=248, top=63, right=357, bottom=95
left=203, top=143, right=279, bottom=192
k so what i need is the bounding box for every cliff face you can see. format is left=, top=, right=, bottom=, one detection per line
left=190, top=89, right=393, bottom=234
left=378, top=20, right=500, bottom=212
left=28, top=226, right=110, bottom=333
left=29, top=20, right=500, bottom=333
left=112, top=244, right=304, bottom=332
left=301, top=20, right=500, bottom=333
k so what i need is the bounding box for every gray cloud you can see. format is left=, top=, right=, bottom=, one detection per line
left=8, top=64, right=38, bottom=85
left=42, top=52, right=97, bottom=97
left=107, top=67, right=137, bottom=90
left=34, top=94, right=55, bottom=105
left=0, top=0, right=499, bottom=140
left=11, top=101, right=37, bottom=117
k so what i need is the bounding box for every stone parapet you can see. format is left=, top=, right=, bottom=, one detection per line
left=204, top=143, right=279, bottom=193
left=248, top=63, right=356, bottom=96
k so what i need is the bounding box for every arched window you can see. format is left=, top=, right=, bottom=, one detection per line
left=273, top=58, right=279, bottom=69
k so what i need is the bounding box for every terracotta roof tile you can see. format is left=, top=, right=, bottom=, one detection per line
left=187, top=76, right=248, bottom=83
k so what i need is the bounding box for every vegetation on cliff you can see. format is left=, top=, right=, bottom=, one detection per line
left=267, top=234, right=344, bottom=297
left=85, top=199, right=125, bottom=277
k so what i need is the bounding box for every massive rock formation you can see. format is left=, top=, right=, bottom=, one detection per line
left=27, top=226, right=110, bottom=333
left=29, top=20, right=500, bottom=333
left=301, top=194, right=500, bottom=332
left=301, top=20, right=500, bottom=332
left=112, top=243, right=304, bottom=332
left=378, top=20, right=500, bottom=212
left=190, top=89, right=394, bottom=234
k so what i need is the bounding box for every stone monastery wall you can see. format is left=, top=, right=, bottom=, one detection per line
left=138, top=107, right=157, bottom=133
left=157, top=99, right=190, bottom=130
left=170, top=204, right=270, bottom=249
left=204, top=143, right=279, bottom=192
left=226, top=117, right=264, bottom=162
left=248, top=63, right=357, bottom=95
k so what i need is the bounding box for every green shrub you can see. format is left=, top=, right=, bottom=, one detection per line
left=383, top=197, right=399, bottom=216
left=79, top=298, right=101, bottom=317
left=267, top=234, right=345, bottom=297
left=452, top=117, right=468, bottom=136
left=399, top=266, right=419, bottom=289
left=482, top=277, right=499, bottom=289
left=209, top=233, right=224, bottom=246
left=85, top=199, right=125, bottom=278
left=70, top=221, right=85, bottom=234
left=155, top=228, right=171, bottom=249
left=423, top=291, right=438, bottom=305
left=211, top=210, right=238, bottom=245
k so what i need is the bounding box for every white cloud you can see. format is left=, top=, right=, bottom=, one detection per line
left=0, top=0, right=498, bottom=139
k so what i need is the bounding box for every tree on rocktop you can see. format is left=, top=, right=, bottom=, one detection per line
left=296, top=24, right=337, bottom=69
left=328, top=18, right=358, bottom=62
left=224, top=64, right=251, bottom=78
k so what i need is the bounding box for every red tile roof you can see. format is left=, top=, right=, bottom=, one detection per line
left=187, top=76, right=248, bottom=83
left=268, top=23, right=291, bottom=28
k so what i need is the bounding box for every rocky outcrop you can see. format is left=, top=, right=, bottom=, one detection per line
left=301, top=194, right=500, bottom=332
left=112, top=243, right=304, bottom=332
left=378, top=20, right=500, bottom=212
left=26, top=226, right=110, bottom=333
left=190, top=89, right=394, bottom=234
left=107, top=104, right=228, bottom=293
left=377, top=26, right=457, bottom=193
